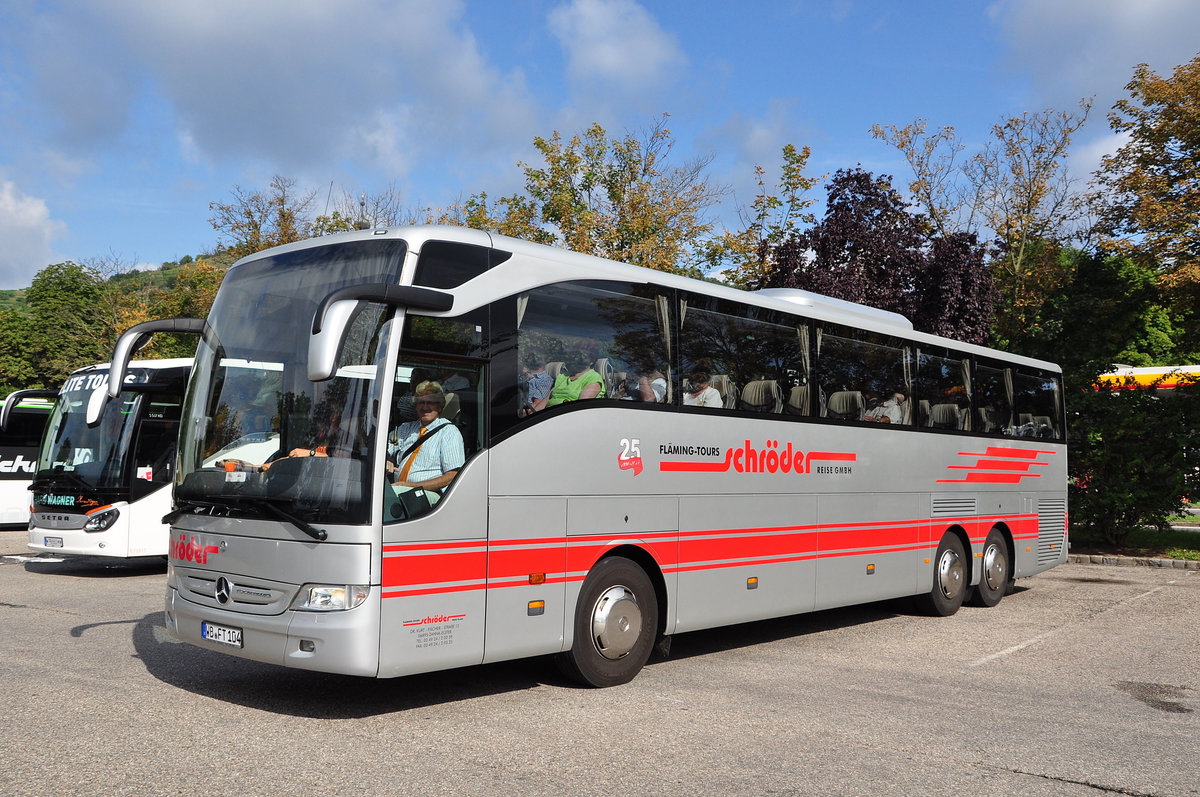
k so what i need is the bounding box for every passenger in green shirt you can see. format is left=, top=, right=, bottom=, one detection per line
left=545, top=353, right=606, bottom=407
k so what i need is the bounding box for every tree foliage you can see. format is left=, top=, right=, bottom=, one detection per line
left=1092, top=52, right=1200, bottom=358
left=712, top=143, right=822, bottom=288
left=765, top=168, right=995, bottom=343
left=769, top=168, right=923, bottom=318
left=870, top=119, right=979, bottom=238
left=23, top=261, right=108, bottom=387
left=874, top=104, right=1092, bottom=349
left=1069, top=377, right=1200, bottom=546
left=914, top=232, right=996, bottom=344
left=457, top=115, right=726, bottom=275
left=209, top=175, right=317, bottom=259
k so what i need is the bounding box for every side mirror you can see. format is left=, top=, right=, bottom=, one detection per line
left=88, top=317, right=207, bottom=424
left=308, top=283, right=453, bottom=382
left=0, top=388, right=58, bottom=432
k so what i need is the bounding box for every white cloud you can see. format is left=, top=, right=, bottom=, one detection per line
left=990, top=0, right=1200, bottom=113
left=548, top=0, right=687, bottom=108
left=21, top=0, right=540, bottom=185
left=0, top=180, right=66, bottom=289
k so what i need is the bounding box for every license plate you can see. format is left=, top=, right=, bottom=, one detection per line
left=201, top=620, right=243, bottom=648
left=44, top=537, right=63, bottom=548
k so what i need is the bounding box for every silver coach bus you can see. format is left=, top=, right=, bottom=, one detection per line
left=100, top=226, right=1067, bottom=686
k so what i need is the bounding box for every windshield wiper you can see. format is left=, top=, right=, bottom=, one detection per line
left=164, top=496, right=326, bottom=541
left=162, top=501, right=219, bottom=525
left=244, top=498, right=327, bottom=542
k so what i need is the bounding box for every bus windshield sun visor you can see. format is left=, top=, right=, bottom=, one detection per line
left=311, top=283, right=454, bottom=335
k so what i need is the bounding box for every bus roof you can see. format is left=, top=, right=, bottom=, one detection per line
left=233, top=225, right=1061, bottom=373
left=67, top=357, right=194, bottom=376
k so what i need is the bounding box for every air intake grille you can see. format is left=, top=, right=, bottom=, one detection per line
left=932, top=496, right=976, bottom=518
left=1037, top=498, right=1067, bottom=564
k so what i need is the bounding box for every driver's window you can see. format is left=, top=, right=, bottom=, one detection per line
left=382, top=358, right=482, bottom=523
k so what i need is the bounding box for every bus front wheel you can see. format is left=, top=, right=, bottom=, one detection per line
left=917, top=532, right=967, bottom=617
left=557, top=556, right=658, bottom=688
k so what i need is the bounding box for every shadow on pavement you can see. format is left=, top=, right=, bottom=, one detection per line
left=126, top=594, right=956, bottom=718
left=21, top=555, right=167, bottom=579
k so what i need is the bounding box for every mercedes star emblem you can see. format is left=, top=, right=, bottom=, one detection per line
left=215, top=576, right=231, bottom=605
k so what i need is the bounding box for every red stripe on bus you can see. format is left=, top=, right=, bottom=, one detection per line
left=379, top=511, right=1052, bottom=597
left=382, top=550, right=486, bottom=587
left=947, top=459, right=1042, bottom=471
left=938, top=472, right=1040, bottom=484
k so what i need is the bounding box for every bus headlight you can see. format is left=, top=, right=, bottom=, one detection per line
left=291, top=584, right=370, bottom=611
left=84, top=507, right=120, bottom=532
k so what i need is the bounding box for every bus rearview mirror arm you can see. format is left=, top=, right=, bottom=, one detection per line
left=308, top=283, right=453, bottom=382
left=87, top=317, right=208, bottom=425
left=0, top=388, right=59, bottom=432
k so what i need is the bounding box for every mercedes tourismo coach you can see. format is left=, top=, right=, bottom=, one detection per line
left=101, top=226, right=1067, bottom=686
left=5, top=359, right=192, bottom=557
left=0, top=396, right=53, bottom=528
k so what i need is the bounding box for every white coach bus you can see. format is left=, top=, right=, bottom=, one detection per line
left=0, top=396, right=53, bottom=528
left=101, top=226, right=1067, bottom=686
left=2, top=359, right=192, bottom=557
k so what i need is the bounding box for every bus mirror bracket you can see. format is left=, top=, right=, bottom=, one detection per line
left=87, top=317, right=207, bottom=425
left=0, top=388, right=58, bottom=432
left=308, top=283, right=453, bottom=382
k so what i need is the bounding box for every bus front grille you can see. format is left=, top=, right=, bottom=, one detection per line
left=177, top=568, right=294, bottom=615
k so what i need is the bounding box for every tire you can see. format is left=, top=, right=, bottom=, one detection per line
left=557, top=556, right=658, bottom=688
left=971, top=527, right=1010, bottom=607
left=916, top=532, right=967, bottom=617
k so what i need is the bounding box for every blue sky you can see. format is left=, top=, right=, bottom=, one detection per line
left=1, top=0, right=1198, bottom=289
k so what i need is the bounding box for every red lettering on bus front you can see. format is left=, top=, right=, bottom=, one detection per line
left=170, top=532, right=220, bottom=564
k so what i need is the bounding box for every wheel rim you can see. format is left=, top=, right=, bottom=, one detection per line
left=936, top=546, right=964, bottom=600
left=982, top=542, right=1006, bottom=591
left=590, top=585, right=642, bottom=660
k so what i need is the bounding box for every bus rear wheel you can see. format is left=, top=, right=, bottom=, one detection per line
left=971, top=528, right=1010, bottom=607
left=557, top=556, right=658, bottom=688
left=917, top=532, right=967, bottom=616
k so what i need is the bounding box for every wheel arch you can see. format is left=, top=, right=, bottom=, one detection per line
left=594, top=543, right=668, bottom=638
left=941, top=523, right=974, bottom=584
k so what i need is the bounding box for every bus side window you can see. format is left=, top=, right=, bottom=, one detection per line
left=514, top=282, right=669, bottom=418
left=917, top=348, right=971, bottom=431
left=680, top=297, right=806, bottom=414
left=817, top=326, right=912, bottom=425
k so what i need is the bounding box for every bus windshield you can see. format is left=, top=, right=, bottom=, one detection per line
left=39, top=376, right=141, bottom=492
left=176, top=239, right=405, bottom=526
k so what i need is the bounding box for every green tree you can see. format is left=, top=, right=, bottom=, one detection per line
left=24, top=261, right=107, bottom=386
left=0, top=310, right=38, bottom=394
left=1069, top=376, right=1200, bottom=546
left=1029, top=251, right=1176, bottom=385
left=1092, top=52, right=1200, bottom=357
